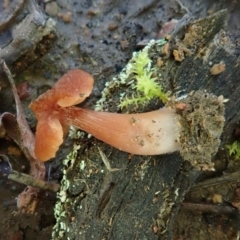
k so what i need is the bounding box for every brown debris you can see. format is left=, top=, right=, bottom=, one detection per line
left=168, top=91, right=225, bottom=171
left=16, top=82, right=29, bottom=100
left=210, top=62, right=225, bottom=75
left=157, top=19, right=179, bottom=38
left=86, top=9, right=99, bottom=17
left=0, top=120, right=6, bottom=138
left=157, top=57, right=164, bottom=68
left=108, top=23, right=119, bottom=31
left=120, top=40, right=129, bottom=50
left=58, top=11, right=72, bottom=23
left=183, top=24, right=203, bottom=47
left=182, top=202, right=237, bottom=215
left=173, top=49, right=185, bottom=62
left=8, top=170, right=60, bottom=192
left=212, top=194, right=223, bottom=204
left=1, top=62, right=48, bottom=213
left=175, top=102, right=188, bottom=111
left=162, top=42, right=169, bottom=56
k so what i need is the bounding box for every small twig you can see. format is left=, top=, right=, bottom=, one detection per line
left=175, top=0, right=190, bottom=14
left=2, top=61, right=27, bottom=122
left=191, top=171, right=240, bottom=192
left=2, top=61, right=36, bottom=160
left=98, top=148, right=121, bottom=172
left=182, top=202, right=238, bottom=215
left=3, top=199, right=18, bottom=207
left=8, top=170, right=60, bottom=192
left=1, top=61, right=48, bottom=213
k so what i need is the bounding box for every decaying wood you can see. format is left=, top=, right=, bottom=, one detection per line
left=52, top=10, right=240, bottom=240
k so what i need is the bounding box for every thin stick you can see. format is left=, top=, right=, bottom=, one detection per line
left=98, top=148, right=120, bottom=172
left=182, top=202, right=238, bottom=215
left=191, top=170, right=240, bottom=192
left=8, top=170, right=60, bottom=192
left=2, top=61, right=45, bottom=176
left=1, top=61, right=49, bottom=213
left=175, top=0, right=190, bottom=14
left=2, top=61, right=29, bottom=127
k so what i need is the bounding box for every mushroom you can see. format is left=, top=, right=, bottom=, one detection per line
left=30, top=69, right=225, bottom=171
left=30, top=69, right=94, bottom=161
left=30, top=69, right=180, bottom=161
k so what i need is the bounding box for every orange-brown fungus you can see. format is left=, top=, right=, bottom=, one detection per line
left=30, top=69, right=94, bottom=161
left=30, top=69, right=180, bottom=161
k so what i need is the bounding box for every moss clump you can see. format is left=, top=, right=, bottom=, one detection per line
left=227, top=141, right=240, bottom=160
left=126, top=49, right=151, bottom=76
left=119, top=40, right=168, bottom=109
left=119, top=72, right=168, bottom=109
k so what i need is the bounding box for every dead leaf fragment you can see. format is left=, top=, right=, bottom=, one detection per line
left=210, top=62, right=225, bottom=75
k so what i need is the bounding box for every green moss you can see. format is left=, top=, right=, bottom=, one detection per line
left=127, top=50, right=151, bottom=76
left=135, top=72, right=168, bottom=101
left=226, top=141, right=240, bottom=160
left=95, top=39, right=169, bottom=112
left=118, top=94, right=149, bottom=109
left=119, top=40, right=168, bottom=110
left=119, top=71, right=168, bottom=109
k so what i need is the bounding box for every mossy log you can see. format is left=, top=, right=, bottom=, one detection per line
left=52, top=10, right=240, bottom=240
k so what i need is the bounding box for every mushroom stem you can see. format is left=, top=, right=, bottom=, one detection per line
left=60, top=106, right=181, bottom=155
